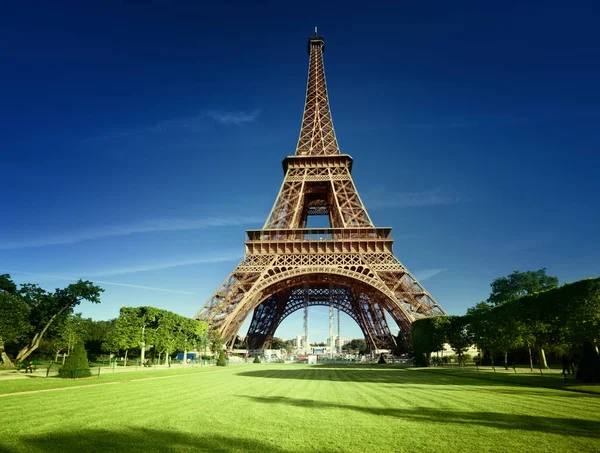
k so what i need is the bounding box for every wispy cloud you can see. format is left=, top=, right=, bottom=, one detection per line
left=0, top=216, right=263, bottom=250
left=207, top=110, right=260, bottom=125
left=84, top=252, right=244, bottom=277
left=3, top=270, right=197, bottom=295
left=413, top=268, right=447, bottom=282
left=86, top=109, right=260, bottom=142
left=365, top=187, right=462, bottom=210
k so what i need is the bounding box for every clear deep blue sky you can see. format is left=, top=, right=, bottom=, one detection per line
left=1, top=1, right=599, bottom=342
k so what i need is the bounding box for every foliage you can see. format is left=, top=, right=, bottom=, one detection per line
left=488, top=268, right=558, bottom=306
left=209, top=329, right=224, bottom=356
left=253, top=355, right=260, bottom=363
left=444, top=316, right=473, bottom=365
left=2, top=277, right=104, bottom=363
left=0, top=274, right=18, bottom=295
left=216, top=350, right=227, bottom=366
left=411, top=316, right=449, bottom=360
left=0, top=291, right=31, bottom=346
left=342, top=338, right=367, bottom=354
left=58, top=342, right=91, bottom=379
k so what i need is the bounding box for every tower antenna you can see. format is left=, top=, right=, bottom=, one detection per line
left=314, top=26, right=318, bottom=36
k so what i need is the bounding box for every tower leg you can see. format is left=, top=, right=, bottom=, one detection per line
left=329, top=300, right=334, bottom=358
left=304, top=284, right=309, bottom=356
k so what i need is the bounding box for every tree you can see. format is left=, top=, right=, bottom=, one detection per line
left=445, top=316, right=473, bottom=366
left=209, top=329, right=224, bottom=357
left=488, top=268, right=558, bottom=306
left=342, top=338, right=367, bottom=354
left=270, top=337, right=289, bottom=351
left=216, top=350, right=227, bottom=366
left=103, top=307, right=142, bottom=366
left=59, top=314, right=89, bottom=356
left=0, top=274, right=18, bottom=295
left=15, top=280, right=103, bottom=363
left=487, top=269, right=558, bottom=369
left=58, top=342, right=91, bottom=379
left=467, top=303, right=524, bottom=370
left=0, top=291, right=31, bottom=367
left=411, top=317, right=449, bottom=366
left=154, top=310, right=180, bottom=365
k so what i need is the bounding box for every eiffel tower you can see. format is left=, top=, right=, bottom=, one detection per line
left=194, top=30, right=446, bottom=350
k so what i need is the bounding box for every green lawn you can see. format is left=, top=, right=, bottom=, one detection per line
left=0, top=364, right=598, bottom=453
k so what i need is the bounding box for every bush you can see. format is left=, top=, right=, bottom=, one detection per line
left=58, top=342, right=91, bottom=379
left=216, top=350, right=227, bottom=367
left=253, top=355, right=261, bottom=364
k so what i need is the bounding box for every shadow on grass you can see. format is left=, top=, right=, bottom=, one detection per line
left=237, top=366, right=599, bottom=395
left=0, top=428, right=327, bottom=453
left=239, top=395, right=600, bottom=439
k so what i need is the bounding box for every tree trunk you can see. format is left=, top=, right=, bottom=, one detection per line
left=124, top=349, right=128, bottom=368
left=183, top=349, right=187, bottom=364
left=62, top=352, right=66, bottom=365
left=140, top=325, right=146, bottom=362
left=158, top=351, right=162, bottom=365
left=491, top=353, right=496, bottom=372
left=426, top=352, right=431, bottom=367
left=15, top=302, right=74, bottom=362
left=0, top=339, right=15, bottom=368
left=504, top=351, right=508, bottom=370
left=539, top=347, right=549, bottom=369
left=528, top=346, right=534, bottom=371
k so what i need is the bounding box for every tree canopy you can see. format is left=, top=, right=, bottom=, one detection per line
left=487, top=268, right=558, bottom=306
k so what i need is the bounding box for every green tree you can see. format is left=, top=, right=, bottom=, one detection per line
left=342, top=338, right=367, bottom=354
left=445, top=316, right=473, bottom=366
left=411, top=316, right=449, bottom=366
left=103, top=307, right=142, bottom=366
left=467, top=303, right=524, bottom=370
left=487, top=268, right=558, bottom=368
left=0, top=274, right=18, bottom=295
left=154, top=310, right=180, bottom=365
left=488, top=268, right=558, bottom=306
left=0, top=291, right=31, bottom=367
left=15, top=280, right=103, bottom=363
left=216, top=350, right=227, bottom=366
left=209, top=329, right=224, bottom=357
left=58, top=342, right=91, bottom=379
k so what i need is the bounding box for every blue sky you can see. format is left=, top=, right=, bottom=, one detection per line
left=1, top=1, right=599, bottom=342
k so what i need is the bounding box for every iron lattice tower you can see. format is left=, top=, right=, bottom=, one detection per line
left=194, top=31, right=446, bottom=350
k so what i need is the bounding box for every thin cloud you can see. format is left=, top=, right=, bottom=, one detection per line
left=86, top=109, right=260, bottom=142
left=207, top=110, right=260, bottom=125
left=84, top=252, right=244, bottom=277
left=365, top=187, right=462, bottom=210
left=0, top=216, right=263, bottom=250
left=2, top=270, right=197, bottom=295
left=413, top=268, right=447, bottom=282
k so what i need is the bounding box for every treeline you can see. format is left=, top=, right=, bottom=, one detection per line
left=102, top=306, right=208, bottom=366
left=0, top=274, right=208, bottom=367
left=412, top=276, right=600, bottom=382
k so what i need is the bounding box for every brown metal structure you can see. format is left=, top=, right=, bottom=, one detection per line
left=194, top=31, right=446, bottom=350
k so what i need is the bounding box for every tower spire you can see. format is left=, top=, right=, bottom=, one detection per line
left=296, top=31, right=340, bottom=156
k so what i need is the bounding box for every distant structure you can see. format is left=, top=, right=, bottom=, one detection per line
left=194, top=31, right=446, bottom=350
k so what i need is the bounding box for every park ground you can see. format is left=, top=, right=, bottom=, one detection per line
left=0, top=364, right=599, bottom=453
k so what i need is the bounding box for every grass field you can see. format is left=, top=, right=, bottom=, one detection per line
left=0, top=364, right=599, bottom=453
